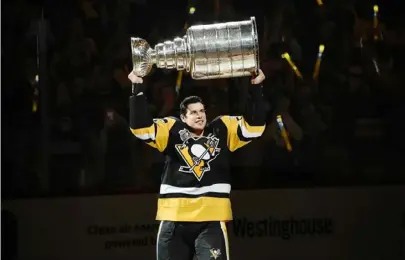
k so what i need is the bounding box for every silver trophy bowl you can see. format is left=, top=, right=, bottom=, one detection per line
left=130, top=17, right=259, bottom=80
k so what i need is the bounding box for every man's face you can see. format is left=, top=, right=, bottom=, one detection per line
left=181, top=102, right=207, bottom=131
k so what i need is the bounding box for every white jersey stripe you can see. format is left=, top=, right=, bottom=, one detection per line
left=159, top=183, right=231, bottom=195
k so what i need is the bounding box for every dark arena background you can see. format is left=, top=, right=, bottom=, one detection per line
left=1, top=0, right=405, bottom=259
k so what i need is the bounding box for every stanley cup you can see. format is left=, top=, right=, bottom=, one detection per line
left=130, top=17, right=259, bottom=80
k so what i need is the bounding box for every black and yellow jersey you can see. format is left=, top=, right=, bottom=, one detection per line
left=129, top=84, right=266, bottom=222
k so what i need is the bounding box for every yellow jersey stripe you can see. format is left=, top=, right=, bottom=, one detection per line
left=240, top=119, right=266, bottom=133
left=156, top=197, right=232, bottom=222
left=130, top=117, right=176, bottom=152
left=220, top=116, right=258, bottom=152
left=220, top=222, right=230, bottom=260
left=131, top=125, right=155, bottom=140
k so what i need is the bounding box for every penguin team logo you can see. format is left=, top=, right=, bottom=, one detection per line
left=175, top=129, right=221, bottom=181
left=209, top=248, right=221, bottom=259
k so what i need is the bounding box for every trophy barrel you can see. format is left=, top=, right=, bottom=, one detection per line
left=186, top=16, right=259, bottom=80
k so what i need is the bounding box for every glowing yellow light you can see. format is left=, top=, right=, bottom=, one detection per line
left=319, top=44, right=325, bottom=53
left=32, top=101, right=38, bottom=112
left=373, top=5, right=379, bottom=13
left=189, top=7, right=196, bottom=14
left=276, top=115, right=292, bottom=152
left=281, top=53, right=290, bottom=59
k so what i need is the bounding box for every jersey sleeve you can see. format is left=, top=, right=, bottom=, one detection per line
left=129, top=91, right=176, bottom=152
left=219, top=85, right=266, bottom=152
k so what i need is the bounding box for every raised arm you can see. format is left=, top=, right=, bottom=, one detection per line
left=128, top=72, right=176, bottom=153
left=220, top=69, right=267, bottom=152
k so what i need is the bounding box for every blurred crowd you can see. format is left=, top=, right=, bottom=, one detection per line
left=2, top=0, right=405, bottom=198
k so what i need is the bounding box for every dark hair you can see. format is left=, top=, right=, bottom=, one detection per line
left=180, top=96, right=204, bottom=116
